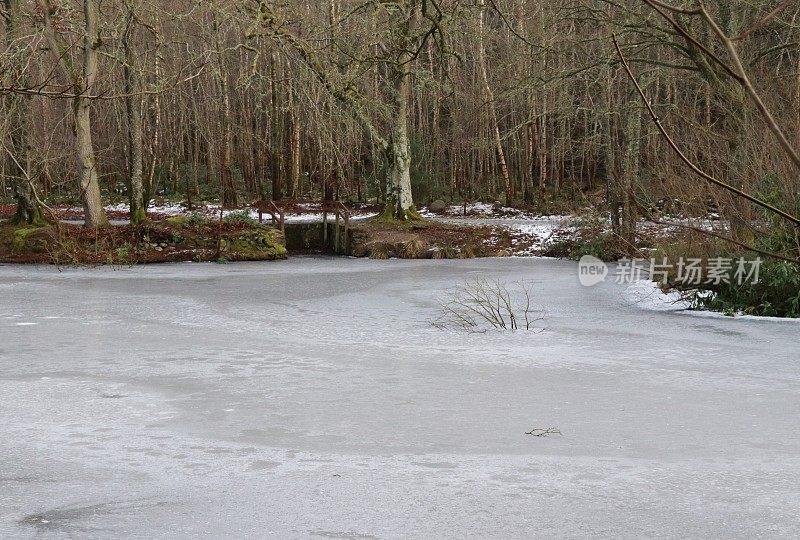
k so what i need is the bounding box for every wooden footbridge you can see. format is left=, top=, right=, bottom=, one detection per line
left=252, top=200, right=352, bottom=255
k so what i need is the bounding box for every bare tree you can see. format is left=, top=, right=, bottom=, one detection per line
left=0, top=0, right=795, bottom=262
left=2, top=0, right=42, bottom=224
left=38, top=0, right=108, bottom=227
left=122, top=0, right=144, bottom=223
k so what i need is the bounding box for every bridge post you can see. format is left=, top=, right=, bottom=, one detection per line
left=335, top=209, right=341, bottom=254
left=323, top=210, right=328, bottom=246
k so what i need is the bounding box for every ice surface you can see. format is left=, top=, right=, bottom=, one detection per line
left=0, top=258, right=798, bottom=538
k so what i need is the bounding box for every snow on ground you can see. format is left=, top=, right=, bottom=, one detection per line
left=97, top=202, right=379, bottom=224
left=422, top=206, right=574, bottom=255
left=420, top=202, right=546, bottom=220
left=637, top=216, right=727, bottom=239
left=1, top=258, right=798, bottom=538
left=421, top=203, right=726, bottom=256
left=101, top=200, right=568, bottom=255
left=55, top=200, right=747, bottom=259
left=105, top=202, right=186, bottom=216
left=507, top=219, right=572, bottom=255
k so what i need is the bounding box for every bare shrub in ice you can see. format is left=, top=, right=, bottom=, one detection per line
left=432, top=277, right=544, bottom=332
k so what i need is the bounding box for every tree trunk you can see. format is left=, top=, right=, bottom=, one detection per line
left=269, top=52, right=284, bottom=201
left=604, top=71, right=621, bottom=235
left=290, top=111, right=301, bottom=199
left=620, top=98, right=642, bottom=251
left=220, top=83, right=236, bottom=207
left=214, top=15, right=237, bottom=208
left=123, top=0, right=145, bottom=224
left=383, top=1, right=418, bottom=220
left=723, top=84, right=754, bottom=245
left=74, top=98, right=107, bottom=227
left=385, top=65, right=414, bottom=219
left=145, top=20, right=163, bottom=209
left=37, top=0, right=108, bottom=225
left=75, top=0, right=108, bottom=227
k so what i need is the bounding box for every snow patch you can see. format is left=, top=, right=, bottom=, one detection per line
left=106, top=202, right=186, bottom=216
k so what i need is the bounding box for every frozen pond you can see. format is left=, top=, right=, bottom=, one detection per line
left=0, top=258, right=798, bottom=538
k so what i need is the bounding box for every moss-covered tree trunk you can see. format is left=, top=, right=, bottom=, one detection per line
left=7, top=110, right=42, bottom=226
left=384, top=65, right=415, bottom=220
left=381, top=0, right=420, bottom=221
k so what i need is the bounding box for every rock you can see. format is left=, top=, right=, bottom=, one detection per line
left=428, top=199, right=448, bottom=213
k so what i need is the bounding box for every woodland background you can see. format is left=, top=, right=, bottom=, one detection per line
left=1, top=0, right=799, bottom=252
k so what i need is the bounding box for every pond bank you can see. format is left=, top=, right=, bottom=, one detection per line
left=0, top=220, right=286, bottom=265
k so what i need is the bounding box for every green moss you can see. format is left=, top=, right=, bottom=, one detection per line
left=371, top=204, right=427, bottom=226
left=11, top=213, right=48, bottom=229
left=218, top=227, right=287, bottom=260
left=12, top=226, right=45, bottom=252
left=1, top=221, right=288, bottom=265
left=164, top=215, right=189, bottom=226
left=10, top=203, right=47, bottom=228
left=131, top=207, right=148, bottom=225
left=224, top=211, right=257, bottom=225
left=186, top=213, right=209, bottom=226
left=114, top=242, right=134, bottom=263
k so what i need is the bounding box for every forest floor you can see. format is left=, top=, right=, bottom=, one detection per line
left=0, top=199, right=700, bottom=263
left=0, top=218, right=286, bottom=265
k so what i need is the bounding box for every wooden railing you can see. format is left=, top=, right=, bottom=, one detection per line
left=254, top=200, right=285, bottom=235
left=322, top=201, right=351, bottom=254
